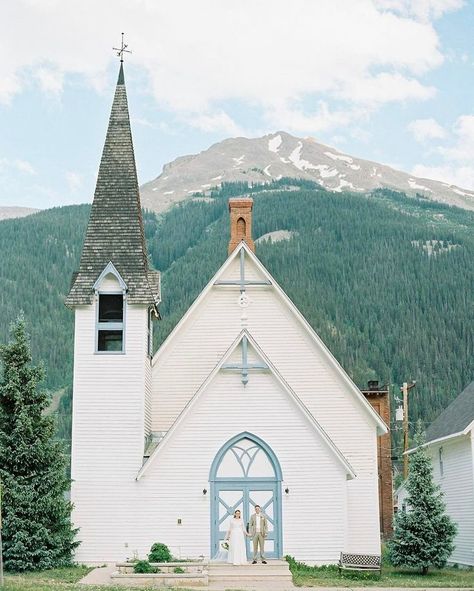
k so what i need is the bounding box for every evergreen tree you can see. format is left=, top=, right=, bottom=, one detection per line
left=0, top=315, right=78, bottom=571
left=388, top=422, right=457, bottom=574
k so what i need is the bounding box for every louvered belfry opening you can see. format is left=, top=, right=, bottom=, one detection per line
left=228, top=197, right=255, bottom=255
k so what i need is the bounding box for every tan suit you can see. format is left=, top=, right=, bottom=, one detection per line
left=248, top=512, right=268, bottom=561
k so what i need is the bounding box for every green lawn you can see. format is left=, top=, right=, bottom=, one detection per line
left=3, top=563, right=474, bottom=590
left=290, top=562, right=474, bottom=588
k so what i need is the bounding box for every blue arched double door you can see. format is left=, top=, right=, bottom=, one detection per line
left=210, top=433, right=282, bottom=559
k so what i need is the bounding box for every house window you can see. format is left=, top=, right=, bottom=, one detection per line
left=439, top=446, right=444, bottom=477
left=97, top=293, right=124, bottom=352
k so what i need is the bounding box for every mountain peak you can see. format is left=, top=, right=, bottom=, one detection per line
left=140, top=132, right=474, bottom=213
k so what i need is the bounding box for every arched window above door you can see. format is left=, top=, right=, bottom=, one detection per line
left=210, top=432, right=282, bottom=481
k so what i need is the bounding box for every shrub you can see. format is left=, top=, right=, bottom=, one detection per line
left=149, top=542, right=172, bottom=563
left=174, top=566, right=185, bottom=573
left=133, top=560, right=154, bottom=573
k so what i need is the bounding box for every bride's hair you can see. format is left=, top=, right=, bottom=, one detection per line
left=233, top=510, right=241, bottom=518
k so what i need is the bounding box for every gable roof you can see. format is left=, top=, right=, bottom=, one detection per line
left=425, top=380, right=474, bottom=444
left=139, top=329, right=356, bottom=480
left=152, top=241, right=387, bottom=435
left=65, top=63, right=160, bottom=308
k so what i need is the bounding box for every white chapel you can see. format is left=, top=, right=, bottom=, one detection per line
left=66, top=62, right=388, bottom=565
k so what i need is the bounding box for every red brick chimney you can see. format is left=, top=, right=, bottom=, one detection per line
left=361, top=380, right=393, bottom=539
left=228, top=197, right=255, bottom=255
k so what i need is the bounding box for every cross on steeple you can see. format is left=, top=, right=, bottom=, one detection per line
left=113, top=32, right=132, bottom=62
left=222, top=335, right=269, bottom=385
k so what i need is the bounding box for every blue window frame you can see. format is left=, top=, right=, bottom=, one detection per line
left=209, top=432, right=283, bottom=559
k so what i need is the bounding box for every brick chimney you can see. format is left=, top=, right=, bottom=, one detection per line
left=228, top=197, right=255, bottom=255
left=361, top=380, right=393, bottom=539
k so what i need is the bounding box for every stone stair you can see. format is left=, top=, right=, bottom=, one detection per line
left=208, top=560, right=294, bottom=590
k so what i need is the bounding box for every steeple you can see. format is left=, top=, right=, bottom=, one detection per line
left=66, top=61, right=160, bottom=308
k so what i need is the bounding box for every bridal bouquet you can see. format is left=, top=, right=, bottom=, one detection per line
left=221, top=541, right=229, bottom=550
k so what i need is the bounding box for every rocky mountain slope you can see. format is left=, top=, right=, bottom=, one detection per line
left=140, top=131, right=474, bottom=212
left=0, top=206, right=39, bottom=220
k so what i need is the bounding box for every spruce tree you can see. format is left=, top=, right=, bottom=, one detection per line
left=388, top=422, right=457, bottom=574
left=0, top=315, right=78, bottom=571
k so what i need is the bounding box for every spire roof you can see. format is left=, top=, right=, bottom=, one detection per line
left=66, top=63, right=160, bottom=308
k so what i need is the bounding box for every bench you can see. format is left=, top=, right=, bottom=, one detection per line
left=338, top=552, right=381, bottom=576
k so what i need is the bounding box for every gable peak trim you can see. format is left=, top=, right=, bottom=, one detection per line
left=139, top=328, right=356, bottom=480
left=93, top=261, right=128, bottom=293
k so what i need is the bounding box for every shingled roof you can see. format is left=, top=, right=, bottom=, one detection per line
left=65, top=63, right=160, bottom=308
left=425, top=380, right=474, bottom=443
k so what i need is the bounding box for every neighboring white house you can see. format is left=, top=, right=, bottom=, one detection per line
left=66, top=62, right=388, bottom=565
left=403, top=381, right=474, bottom=566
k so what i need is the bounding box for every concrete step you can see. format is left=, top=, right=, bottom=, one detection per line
left=208, top=560, right=293, bottom=586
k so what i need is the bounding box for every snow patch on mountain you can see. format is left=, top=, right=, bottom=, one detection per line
left=268, top=134, right=282, bottom=153
left=139, top=131, right=474, bottom=213
left=256, top=229, right=295, bottom=244
left=313, top=164, right=339, bottom=178
left=408, top=179, right=432, bottom=192
left=334, top=178, right=356, bottom=192
left=232, top=155, right=245, bottom=168
left=289, top=142, right=319, bottom=171
left=325, top=151, right=353, bottom=164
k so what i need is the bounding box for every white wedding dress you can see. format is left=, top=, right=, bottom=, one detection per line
left=227, top=517, right=247, bottom=565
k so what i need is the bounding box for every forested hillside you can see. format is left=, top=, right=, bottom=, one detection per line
left=0, top=180, right=473, bottom=457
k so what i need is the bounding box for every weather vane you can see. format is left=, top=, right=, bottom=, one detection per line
left=113, top=33, right=131, bottom=63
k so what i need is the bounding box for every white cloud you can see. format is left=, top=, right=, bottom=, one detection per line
left=0, top=157, right=36, bottom=175
left=65, top=171, right=82, bottom=191
left=408, top=118, right=446, bottom=142
left=131, top=117, right=154, bottom=128
left=438, top=115, right=474, bottom=161
left=0, top=0, right=450, bottom=134
left=412, top=164, right=474, bottom=189
left=375, top=0, right=463, bottom=21
left=265, top=101, right=369, bottom=135
left=35, top=66, right=64, bottom=96
left=184, top=111, right=244, bottom=136
left=412, top=114, right=474, bottom=189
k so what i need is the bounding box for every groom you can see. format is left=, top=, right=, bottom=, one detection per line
left=249, top=504, right=268, bottom=564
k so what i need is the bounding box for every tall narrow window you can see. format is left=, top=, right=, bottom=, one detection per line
left=439, top=446, right=444, bottom=477
left=97, top=293, right=124, bottom=352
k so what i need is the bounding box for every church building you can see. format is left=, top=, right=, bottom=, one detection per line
left=66, top=62, right=388, bottom=564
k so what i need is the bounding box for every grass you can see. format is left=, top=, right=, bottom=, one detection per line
left=288, top=559, right=474, bottom=588
left=2, top=565, right=192, bottom=591
left=3, top=561, right=474, bottom=590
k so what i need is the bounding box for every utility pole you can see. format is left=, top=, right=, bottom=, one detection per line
left=401, top=381, right=416, bottom=479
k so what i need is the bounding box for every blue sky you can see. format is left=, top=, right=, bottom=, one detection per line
left=0, top=0, right=473, bottom=209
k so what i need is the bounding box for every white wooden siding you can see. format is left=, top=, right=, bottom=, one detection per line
left=71, top=303, right=150, bottom=563
left=428, top=435, right=474, bottom=566
left=80, top=368, right=349, bottom=563
left=152, top=251, right=381, bottom=554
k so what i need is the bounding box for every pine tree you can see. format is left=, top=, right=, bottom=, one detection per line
left=0, top=315, right=78, bottom=571
left=388, top=421, right=457, bottom=574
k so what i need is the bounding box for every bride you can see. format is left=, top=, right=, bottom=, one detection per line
left=225, top=509, right=249, bottom=565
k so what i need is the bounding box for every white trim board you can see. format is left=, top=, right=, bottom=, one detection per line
left=152, top=241, right=387, bottom=435
left=140, top=328, right=356, bottom=480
